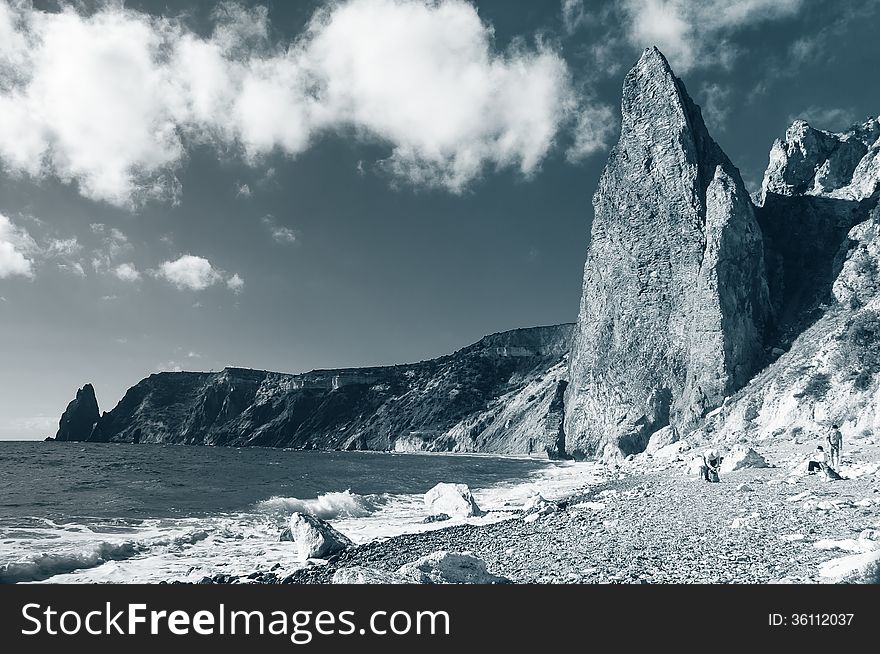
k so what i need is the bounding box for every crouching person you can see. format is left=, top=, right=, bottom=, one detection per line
left=807, top=446, right=827, bottom=473
left=699, top=448, right=722, bottom=483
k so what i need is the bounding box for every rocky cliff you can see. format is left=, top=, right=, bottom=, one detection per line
left=55, top=48, right=879, bottom=463
left=565, top=47, right=771, bottom=459
left=56, top=325, right=574, bottom=457
left=698, top=116, right=880, bottom=449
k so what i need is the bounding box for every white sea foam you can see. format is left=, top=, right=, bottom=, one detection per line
left=255, top=489, right=382, bottom=519
left=1, top=458, right=603, bottom=584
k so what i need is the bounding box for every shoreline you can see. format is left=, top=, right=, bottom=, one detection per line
left=197, top=441, right=880, bottom=585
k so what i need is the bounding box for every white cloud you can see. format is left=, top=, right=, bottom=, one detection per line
left=226, top=273, right=245, bottom=294
left=567, top=104, right=616, bottom=163
left=0, top=213, right=36, bottom=279
left=0, top=0, right=586, bottom=205
left=261, top=215, right=297, bottom=244
left=113, top=262, right=141, bottom=282
left=156, top=255, right=224, bottom=291
left=622, top=0, right=804, bottom=71
left=235, top=183, right=251, bottom=198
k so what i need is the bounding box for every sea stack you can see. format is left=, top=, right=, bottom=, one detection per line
left=55, top=383, right=100, bottom=441
left=564, top=47, right=771, bottom=460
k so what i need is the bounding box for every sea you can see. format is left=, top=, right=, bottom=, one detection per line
left=0, top=441, right=602, bottom=584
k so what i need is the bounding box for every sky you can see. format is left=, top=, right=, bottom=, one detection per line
left=1, top=0, right=878, bottom=439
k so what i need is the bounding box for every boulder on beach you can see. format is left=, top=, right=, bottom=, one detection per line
left=331, top=567, right=410, bottom=584
left=396, top=551, right=508, bottom=584
left=819, top=550, right=880, bottom=583
left=645, top=426, right=677, bottom=455
left=284, top=513, right=353, bottom=560
left=423, top=513, right=451, bottom=524
left=522, top=491, right=558, bottom=517
left=424, top=483, right=482, bottom=518
left=719, top=446, right=769, bottom=473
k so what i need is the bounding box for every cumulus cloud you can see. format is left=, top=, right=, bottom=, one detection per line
left=0, top=213, right=36, bottom=279
left=235, top=183, right=252, bottom=198
left=226, top=273, right=245, bottom=294
left=0, top=0, right=596, bottom=205
left=113, top=262, right=141, bottom=282
left=155, top=254, right=241, bottom=293
left=622, top=0, right=804, bottom=71
left=156, top=255, right=223, bottom=291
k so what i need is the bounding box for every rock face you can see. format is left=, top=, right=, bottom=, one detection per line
left=699, top=114, right=880, bottom=450
left=55, top=384, right=100, bottom=442
left=423, top=483, right=482, bottom=518
left=757, top=118, right=879, bottom=337
left=565, top=47, right=771, bottom=459
left=56, top=325, right=573, bottom=455
left=286, top=513, right=352, bottom=560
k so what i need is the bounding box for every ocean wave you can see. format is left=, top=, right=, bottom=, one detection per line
left=256, top=490, right=384, bottom=519
left=0, top=540, right=145, bottom=584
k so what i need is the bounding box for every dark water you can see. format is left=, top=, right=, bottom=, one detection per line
left=0, top=441, right=549, bottom=520
left=0, top=441, right=571, bottom=583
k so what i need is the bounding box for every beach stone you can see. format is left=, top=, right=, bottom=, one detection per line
left=424, top=483, right=482, bottom=518
left=332, top=567, right=409, bottom=584
left=286, top=513, right=353, bottom=560
left=645, top=426, right=678, bottom=454
left=522, top=492, right=558, bottom=517
left=423, top=513, right=451, bottom=524
left=396, top=551, right=508, bottom=584
left=720, top=446, right=769, bottom=473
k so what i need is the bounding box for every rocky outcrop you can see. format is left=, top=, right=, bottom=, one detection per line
left=56, top=324, right=574, bottom=455
left=565, top=47, right=771, bottom=459
left=757, top=118, right=879, bottom=338
left=697, top=119, right=880, bottom=451
left=55, top=384, right=100, bottom=442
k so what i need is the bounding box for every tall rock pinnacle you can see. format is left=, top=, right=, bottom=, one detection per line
left=55, top=383, right=100, bottom=441
left=564, top=47, right=771, bottom=460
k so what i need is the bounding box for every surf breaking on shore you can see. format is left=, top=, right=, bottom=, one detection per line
left=0, top=459, right=602, bottom=584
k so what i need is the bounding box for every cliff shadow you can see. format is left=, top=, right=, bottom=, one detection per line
left=758, top=193, right=875, bottom=349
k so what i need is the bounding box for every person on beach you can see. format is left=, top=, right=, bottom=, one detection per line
left=699, top=448, right=721, bottom=482
left=826, top=424, right=842, bottom=470
left=807, top=445, right=827, bottom=473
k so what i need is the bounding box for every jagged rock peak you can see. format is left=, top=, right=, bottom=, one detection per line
left=564, top=47, right=771, bottom=461
left=55, top=383, right=100, bottom=442
left=761, top=116, right=880, bottom=203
